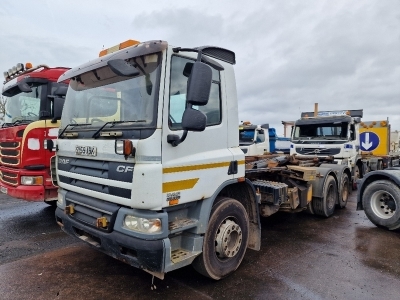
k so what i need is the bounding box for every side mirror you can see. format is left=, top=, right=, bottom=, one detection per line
left=186, top=61, right=212, bottom=106
left=18, top=81, right=32, bottom=93
left=52, top=97, right=65, bottom=123
left=45, top=139, right=54, bottom=152
left=182, top=108, right=206, bottom=132
left=108, top=59, right=140, bottom=77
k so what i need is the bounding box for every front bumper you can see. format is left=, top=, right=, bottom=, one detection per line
left=55, top=207, right=165, bottom=273
left=0, top=166, right=56, bottom=201
left=0, top=180, right=57, bottom=201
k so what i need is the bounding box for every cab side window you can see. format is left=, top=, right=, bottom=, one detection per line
left=169, top=55, right=221, bottom=130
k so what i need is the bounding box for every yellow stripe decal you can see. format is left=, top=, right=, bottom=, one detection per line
left=163, top=160, right=245, bottom=174
left=162, top=178, right=199, bottom=193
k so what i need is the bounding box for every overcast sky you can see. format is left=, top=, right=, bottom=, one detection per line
left=1, top=0, right=399, bottom=135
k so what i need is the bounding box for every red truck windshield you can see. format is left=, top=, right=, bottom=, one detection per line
left=4, top=84, right=43, bottom=124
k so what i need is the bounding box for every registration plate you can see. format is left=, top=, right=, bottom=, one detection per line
left=0, top=186, right=7, bottom=194
left=75, top=146, right=97, bottom=156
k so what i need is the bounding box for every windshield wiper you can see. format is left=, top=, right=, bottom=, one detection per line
left=58, top=123, right=91, bottom=138
left=92, top=120, right=146, bottom=139
left=10, top=119, right=34, bottom=126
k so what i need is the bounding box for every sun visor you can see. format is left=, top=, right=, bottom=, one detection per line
left=58, top=40, right=168, bottom=83
left=295, top=115, right=352, bottom=125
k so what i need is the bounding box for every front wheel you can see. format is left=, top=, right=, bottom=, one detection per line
left=362, top=180, right=400, bottom=230
left=192, top=197, right=249, bottom=280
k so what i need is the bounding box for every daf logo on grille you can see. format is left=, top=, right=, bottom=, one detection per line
left=313, top=149, right=321, bottom=154
left=116, top=166, right=134, bottom=173
left=58, top=158, right=70, bottom=164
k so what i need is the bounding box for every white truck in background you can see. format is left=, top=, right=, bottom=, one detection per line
left=239, top=122, right=269, bottom=156
left=290, top=108, right=399, bottom=189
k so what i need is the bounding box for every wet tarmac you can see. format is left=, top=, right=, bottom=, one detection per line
left=0, top=192, right=399, bottom=300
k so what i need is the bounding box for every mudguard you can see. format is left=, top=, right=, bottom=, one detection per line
left=356, top=167, right=400, bottom=210
left=311, top=166, right=339, bottom=198
left=193, top=178, right=261, bottom=251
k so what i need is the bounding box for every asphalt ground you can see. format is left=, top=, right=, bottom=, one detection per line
left=0, top=192, right=399, bottom=300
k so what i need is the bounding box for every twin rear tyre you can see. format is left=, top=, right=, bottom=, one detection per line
left=352, top=165, right=361, bottom=190
left=362, top=180, right=400, bottom=230
left=337, top=173, right=350, bottom=209
left=312, top=175, right=338, bottom=217
left=192, top=197, right=249, bottom=280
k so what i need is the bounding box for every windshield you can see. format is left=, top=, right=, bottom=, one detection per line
left=292, top=123, right=348, bottom=141
left=60, top=53, right=161, bottom=130
left=4, top=84, right=43, bottom=123
left=239, top=129, right=256, bottom=145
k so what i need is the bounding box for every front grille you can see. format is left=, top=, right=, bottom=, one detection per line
left=1, top=149, right=19, bottom=156
left=0, top=141, right=21, bottom=166
left=0, top=142, right=19, bottom=148
left=58, top=157, right=133, bottom=199
left=0, top=157, right=19, bottom=165
left=295, top=147, right=341, bottom=155
left=0, top=171, right=18, bottom=186
left=65, top=191, right=121, bottom=232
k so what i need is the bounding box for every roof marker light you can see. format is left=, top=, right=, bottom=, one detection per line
left=25, top=62, right=32, bottom=69
left=99, top=39, right=140, bottom=57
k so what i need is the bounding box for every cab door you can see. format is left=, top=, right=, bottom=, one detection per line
left=161, top=53, right=233, bottom=206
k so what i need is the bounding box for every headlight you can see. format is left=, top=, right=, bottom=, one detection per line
left=123, top=215, right=162, bottom=233
left=21, top=176, right=43, bottom=185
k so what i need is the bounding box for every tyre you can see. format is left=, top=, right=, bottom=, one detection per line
left=312, top=175, right=338, bottom=217
left=352, top=165, right=360, bottom=190
left=362, top=180, right=400, bottom=230
left=337, top=173, right=350, bottom=209
left=192, top=197, right=249, bottom=280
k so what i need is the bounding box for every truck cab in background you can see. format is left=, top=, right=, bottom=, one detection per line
left=290, top=109, right=399, bottom=189
left=290, top=109, right=362, bottom=169
left=239, top=122, right=269, bottom=155
left=0, top=63, right=69, bottom=203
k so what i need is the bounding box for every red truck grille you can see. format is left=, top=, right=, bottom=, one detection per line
left=0, top=170, right=18, bottom=186
left=0, top=141, right=21, bottom=166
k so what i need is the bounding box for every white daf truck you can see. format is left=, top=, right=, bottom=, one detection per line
left=53, top=40, right=350, bottom=280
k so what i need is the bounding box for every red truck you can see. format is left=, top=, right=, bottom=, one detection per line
left=1, top=62, right=69, bottom=204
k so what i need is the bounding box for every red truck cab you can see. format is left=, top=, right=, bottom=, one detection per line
left=1, top=63, right=69, bottom=203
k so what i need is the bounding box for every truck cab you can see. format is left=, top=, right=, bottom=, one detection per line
left=0, top=63, right=69, bottom=202
left=290, top=110, right=362, bottom=167
left=239, top=122, right=269, bottom=155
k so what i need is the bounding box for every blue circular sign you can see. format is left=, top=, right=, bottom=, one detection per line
left=360, top=132, right=380, bottom=151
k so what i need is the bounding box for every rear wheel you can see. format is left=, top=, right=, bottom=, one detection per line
left=362, top=180, right=400, bottom=230
left=192, top=197, right=249, bottom=280
left=312, top=175, right=338, bottom=217
left=337, top=173, right=350, bottom=208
